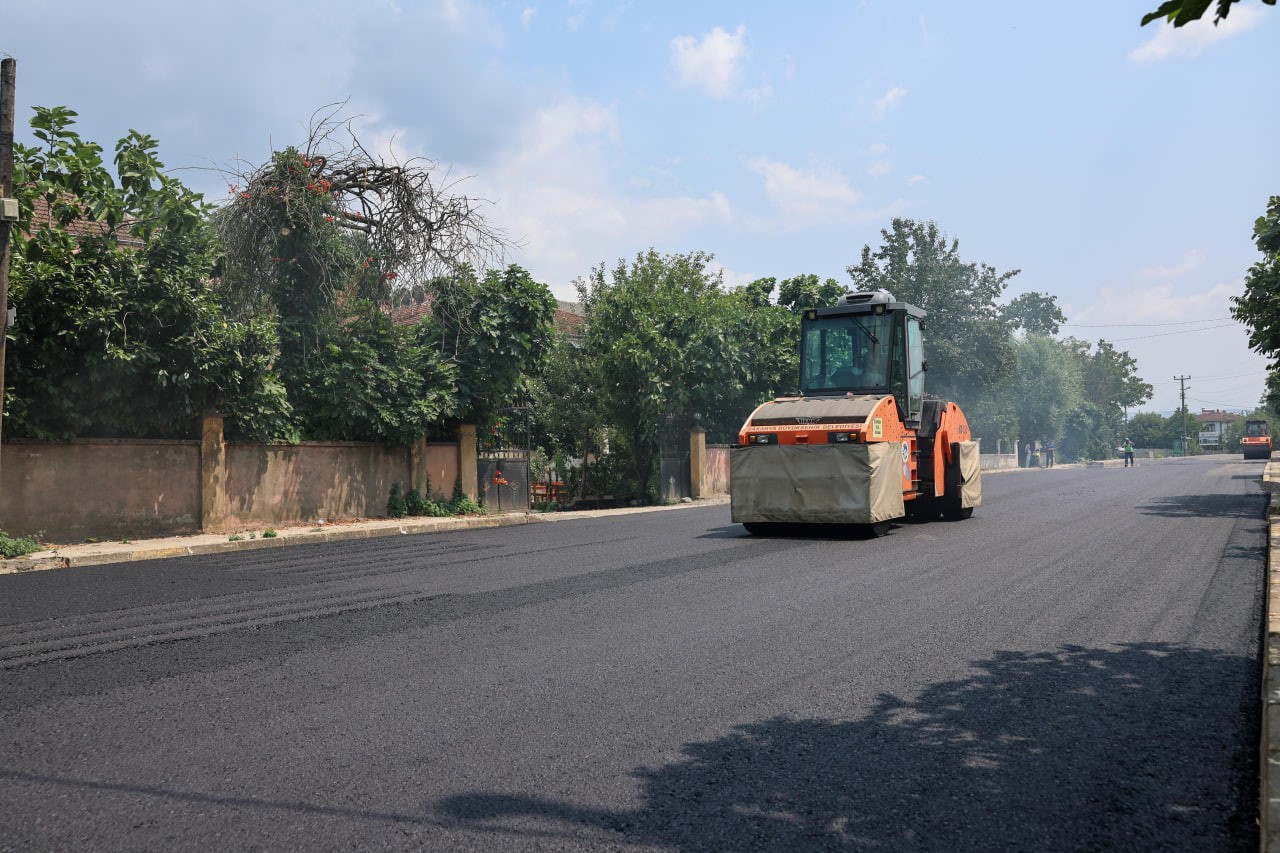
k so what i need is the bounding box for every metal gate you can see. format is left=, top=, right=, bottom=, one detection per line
left=659, top=413, right=691, bottom=504
left=478, top=406, right=531, bottom=512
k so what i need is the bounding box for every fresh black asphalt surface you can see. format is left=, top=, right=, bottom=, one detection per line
left=0, top=455, right=1267, bottom=850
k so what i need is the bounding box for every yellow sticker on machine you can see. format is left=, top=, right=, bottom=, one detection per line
left=872, top=417, right=883, bottom=439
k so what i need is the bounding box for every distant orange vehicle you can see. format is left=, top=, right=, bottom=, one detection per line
left=1242, top=419, right=1272, bottom=460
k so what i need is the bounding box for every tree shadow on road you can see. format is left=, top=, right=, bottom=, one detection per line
left=1138, top=493, right=1263, bottom=519
left=439, top=643, right=1258, bottom=850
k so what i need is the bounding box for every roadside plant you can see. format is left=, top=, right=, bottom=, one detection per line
left=448, top=476, right=484, bottom=515
left=387, top=483, right=408, bottom=518
left=0, top=529, right=42, bottom=559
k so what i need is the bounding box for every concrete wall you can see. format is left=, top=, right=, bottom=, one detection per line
left=223, top=440, right=461, bottom=528
left=981, top=453, right=1019, bottom=470
left=0, top=439, right=200, bottom=541
left=1, top=436, right=462, bottom=543
left=225, top=442, right=411, bottom=528
left=704, top=445, right=730, bottom=496
left=419, top=443, right=461, bottom=500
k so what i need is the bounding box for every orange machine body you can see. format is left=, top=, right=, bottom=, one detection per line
left=737, top=394, right=972, bottom=502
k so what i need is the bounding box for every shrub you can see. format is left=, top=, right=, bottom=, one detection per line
left=0, top=529, right=41, bottom=559
left=448, top=475, right=484, bottom=515
left=387, top=482, right=407, bottom=518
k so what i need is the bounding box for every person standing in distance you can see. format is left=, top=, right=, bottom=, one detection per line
left=1123, top=437, right=1135, bottom=468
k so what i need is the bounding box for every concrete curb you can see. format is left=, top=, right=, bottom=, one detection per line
left=1265, top=461, right=1280, bottom=850
left=0, top=496, right=731, bottom=575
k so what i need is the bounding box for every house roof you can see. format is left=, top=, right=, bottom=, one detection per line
left=29, top=196, right=145, bottom=249
left=385, top=300, right=433, bottom=327
left=553, top=301, right=585, bottom=337
left=1194, top=409, right=1239, bottom=425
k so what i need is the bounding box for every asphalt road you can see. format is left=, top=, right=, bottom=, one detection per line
left=0, top=455, right=1267, bottom=851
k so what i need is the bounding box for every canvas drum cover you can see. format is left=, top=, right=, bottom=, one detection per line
left=730, top=442, right=906, bottom=525
left=957, top=440, right=982, bottom=509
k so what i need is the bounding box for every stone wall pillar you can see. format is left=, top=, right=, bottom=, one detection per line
left=200, top=411, right=227, bottom=532
left=690, top=417, right=707, bottom=500
left=458, top=424, right=478, bottom=501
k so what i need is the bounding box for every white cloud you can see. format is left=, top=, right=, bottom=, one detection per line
left=466, top=97, right=732, bottom=297
left=566, top=0, right=589, bottom=30
left=1080, top=281, right=1236, bottom=325
left=1138, top=248, right=1207, bottom=278
left=1129, top=5, right=1263, bottom=62
left=907, top=174, right=929, bottom=187
left=873, top=86, right=908, bottom=119
left=521, top=6, right=535, bottom=26
left=670, top=25, right=748, bottom=99
left=868, top=161, right=891, bottom=177
left=747, top=157, right=862, bottom=221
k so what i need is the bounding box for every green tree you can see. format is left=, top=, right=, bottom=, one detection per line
left=1262, top=370, right=1280, bottom=416
left=846, top=218, right=1018, bottom=406
left=1050, top=338, right=1153, bottom=458
left=1072, top=339, right=1153, bottom=415
left=1126, top=411, right=1175, bottom=449
left=1061, top=403, right=1114, bottom=463
left=710, top=279, right=804, bottom=442
left=1002, top=291, right=1067, bottom=335
left=1010, top=334, right=1083, bottom=449
left=1142, top=0, right=1274, bottom=27
left=424, top=264, right=558, bottom=427
left=776, top=274, right=846, bottom=314
left=212, top=108, right=512, bottom=438
left=577, top=249, right=783, bottom=498
left=1230, top=196, right=1280, bottom=366
left=289, top=302, right=458, bottom=444
left=5, top=106, right=286, bottom=440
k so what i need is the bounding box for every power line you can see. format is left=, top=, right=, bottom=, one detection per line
left=1061, top=317, right=1234, bottom=328
left=1153, top=367, right=1269, bottom=384
left=1105, top=323, right=1240, bottom=343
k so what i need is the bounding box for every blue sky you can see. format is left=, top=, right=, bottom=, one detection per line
left=4, top=1, right=1278, bottom=413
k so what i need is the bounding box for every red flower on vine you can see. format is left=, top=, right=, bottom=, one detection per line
left=493, top=470, right=509, bottom=487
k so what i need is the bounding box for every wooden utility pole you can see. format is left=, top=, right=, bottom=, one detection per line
left=1175, top=374, right=1191, bottom=456
left=0, top=58, right=16, bottom=470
